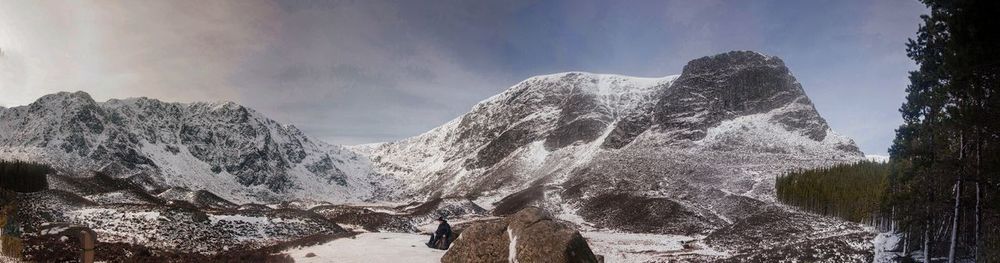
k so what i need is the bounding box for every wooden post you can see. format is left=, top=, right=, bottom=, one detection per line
left=78, top=228, right=96, bottom=263
left=0, top=190, right=21, bottom=260
left=39, top=223, right=97, bottom=263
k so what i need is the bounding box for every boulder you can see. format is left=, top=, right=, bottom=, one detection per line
left=442, top=207, right=600, bottom=263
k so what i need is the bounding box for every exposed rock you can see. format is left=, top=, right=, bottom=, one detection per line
left=600, top=112, right=652, bottom=149
left=578, top=193, right=725, bottom=235
left=310, top=205, right=416, bottom=232
left=442, top=207, right=599, bottom=263
left=653, top=51, right=830, bottom=141
left=544, top=88, right=612, bottom=150
left=491, top=185, right=545, bottom=216
left=466, top=127, right=538, bottom=170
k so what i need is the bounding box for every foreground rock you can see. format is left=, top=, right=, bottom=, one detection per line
left=442, top=207, right=599, bottom=263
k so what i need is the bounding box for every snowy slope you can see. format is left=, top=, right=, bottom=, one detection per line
left=354, top=72, right=682, bottom=197
left=0, top=92, right=396, bottom=203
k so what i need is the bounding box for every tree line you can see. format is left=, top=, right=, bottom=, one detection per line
left=778, top=1, right=998, bottom=261
left=776, top=160, right=889, bottom=224
left=0, top=160, right=50, bottom=193
left=885, top=0, right=999, bottom=261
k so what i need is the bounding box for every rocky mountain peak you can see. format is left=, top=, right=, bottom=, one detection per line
left=37, top=90, right=98, bottom=104
left=29, top=91, right=102, bottom=114
left=652, top=50, right=830, bottom=141
left=679, top=51, right=782, bottom=76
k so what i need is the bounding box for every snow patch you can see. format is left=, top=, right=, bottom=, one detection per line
left=285, top=233, right=444, bottom=263
left=873, top=231, right=903, bottom=263
left=507, top=228, right=519, bottom=263
left=866, top=154, right=890, bottom=163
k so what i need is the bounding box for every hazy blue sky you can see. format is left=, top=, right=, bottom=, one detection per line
left=0, top=0, right=927, bottom=155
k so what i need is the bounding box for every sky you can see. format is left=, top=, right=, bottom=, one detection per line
left=0, top=0, right=928, bottom=155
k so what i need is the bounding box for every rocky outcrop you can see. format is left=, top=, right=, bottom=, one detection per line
left=577, top=193, right=726, bottom=235
left=653, top=51, right=830, bottom=141
left=442, top=207, right=599, bottom=263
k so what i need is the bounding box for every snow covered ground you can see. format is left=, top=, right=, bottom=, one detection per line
left=866, top=154, right=890, bottom=163
left=582, top=231, right=727, bottom=262
left=282, top=230, right=730, bottom=263
left=873, top=231, right=903, bottom=263
left=285, top=233, right=444, bottom=263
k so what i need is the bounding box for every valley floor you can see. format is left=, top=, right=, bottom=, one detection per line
left=582, top=231, right=728, bottom=262
left=282, top=227, right=748, bottom=263
left=281, top=215, right=876, bottom=263
left=283, top=230, right=720, bottom=263
left=284, top=232, right=445, bottom=263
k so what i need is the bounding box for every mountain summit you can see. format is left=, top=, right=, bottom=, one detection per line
left=655, top=51, right=833, bottom=141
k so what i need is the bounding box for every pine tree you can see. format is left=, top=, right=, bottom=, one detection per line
left=886, top=0, right=1000, bottom=261
left=775, top=161, right=889, bottom=224
left=0, top=160, right=51, bottom=193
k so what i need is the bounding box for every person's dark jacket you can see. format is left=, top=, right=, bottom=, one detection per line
left=428, top=221, right=452, bottom=249
left=435, top=221, right=452, bottom=238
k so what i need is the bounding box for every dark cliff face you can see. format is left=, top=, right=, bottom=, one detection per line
left=544, top=86, right=614, bottom=150
left=653, top=51, right=830, bottom=141
left=600, top=51, right=834, bottom=149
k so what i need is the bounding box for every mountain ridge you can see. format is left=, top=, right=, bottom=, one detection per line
left=0, top=91, right=397, bottom=203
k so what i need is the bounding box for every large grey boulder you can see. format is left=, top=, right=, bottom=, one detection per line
left=442, top=207, right=599, bottom=263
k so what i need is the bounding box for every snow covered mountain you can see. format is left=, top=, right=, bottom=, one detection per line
left=0, top=92, right=395, bottom=203
left=358, top=51, right=861, bottom=202
left=357, top=51, right=870, bottom=259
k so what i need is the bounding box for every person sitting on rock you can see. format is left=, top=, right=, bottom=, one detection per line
left=426, top=216, right=452, bottom=250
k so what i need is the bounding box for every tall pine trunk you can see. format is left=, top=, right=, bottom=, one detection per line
left=925, top=217, right=931, bottom=263
left=974, top=181, right=980, bottom=261
left=903, top=230, right=909, bottom=256
left=973, top=131, right=982, bottom=262
left=947, top=179, right=961, bottom=263
left=947, top=134, right=966, bottom=263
